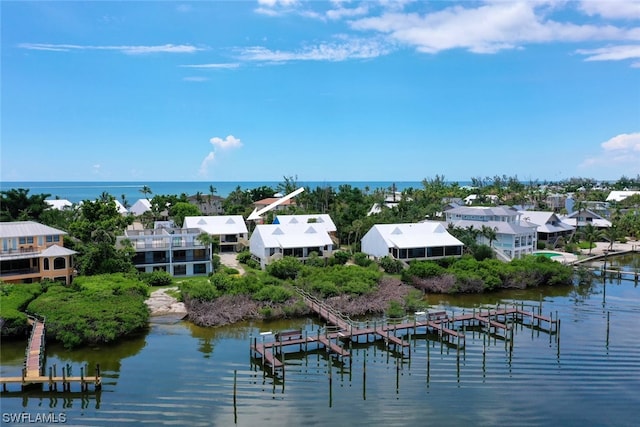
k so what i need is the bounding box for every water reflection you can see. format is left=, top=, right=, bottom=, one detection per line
left=0, top=254, right=638, bottom=426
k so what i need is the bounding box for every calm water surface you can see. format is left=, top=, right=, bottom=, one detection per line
left=1, top=255, right=639, bottom=426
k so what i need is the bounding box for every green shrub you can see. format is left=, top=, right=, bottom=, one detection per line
left=305, top=252, right=326, bottom=268
left=179, top=279, right=220, bottom=301
left=253, top=285, right=293, bottom=303
left=141, top=271, right=173, bottom=287
left=353, top=252, right=372, bottom=267
left=379, top=256, right=404, bottom=274
left=267, top=257, right=303, bottom=280
left=212, top=254, right=221, bottom=271
left=386, top=300, right=405, bottom=318
left=246, top=259, right=260, bottom=269
left=26, top=276, right=149, bottom=348
left=332, top=251, right=350, bottom=265
left=223, top=267, right=240, bottom=275
left=0, top=283, right=43, bottom=336
left=236, top=251, right=252, bottom=264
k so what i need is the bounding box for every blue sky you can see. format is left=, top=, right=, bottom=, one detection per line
left=2, top=0, right=639, bottom=183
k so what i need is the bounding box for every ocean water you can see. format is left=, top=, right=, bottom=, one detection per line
left=0, top=181, right=432, bottom=204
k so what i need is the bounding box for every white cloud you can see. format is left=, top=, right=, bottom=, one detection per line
left=210, top=135, right=242, bottom=149
left=258, top=0, right=298, bottom=6
left=579, top=1, right=640, bottom=20
left=348, top=2, right=640, bottom=54
left=180, top=63, right=240, bottom=69
left=239, top=38, right=390, bottom=62
left=602, top=132, right=640, bottom=152
left=199, top=152, right=216, bottom=177
left=199, top=135, right=242, bottom=177
left=255, top=0, right=300, bottom=16
left=183, top=76, right=209, bottom=82
left=580, top=133, right=640, bottom=174
left=326, top=4, right=369, bottom=21
left=576, top=44, right=640, bottom=62
left=18, top=43, right=202, bottom=55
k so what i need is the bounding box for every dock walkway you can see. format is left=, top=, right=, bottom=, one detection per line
left=0, top=315, right=101, bottom=392
left=251, top=289, right=559, bottom=374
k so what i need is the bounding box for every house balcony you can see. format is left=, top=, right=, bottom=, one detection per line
left=0, top=267, right=40, bottom=277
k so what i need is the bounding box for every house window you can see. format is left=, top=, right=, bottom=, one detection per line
left=153, top=252, right=167, bottom=263
left=427, top=247, right=444, bottom=257
left=193, top=249, right=206, bottom=260
left=133, top=253, right=146, bottom=264
left=445, top=246, right=462, bottom=256
left=174, top=250, right=186, bottom=261
left=193, top=263, right=207, bottom=274
left=43, top=258, right=50, bottom=270
left=53, top=257, right=66, bottom=270
left=173, top=265, right=187, bottom=276
left=46, top=235, right=53, bottom=243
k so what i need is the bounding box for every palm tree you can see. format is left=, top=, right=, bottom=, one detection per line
left=603, top=225, right=619, bottom=252
left=197, top=232, right=217, bottom=268
left=580, top=223, right=603, bottom=255
left=140, top=185, right=153, bottom=201
left=481, top=225, right=498, bottom=247
left=120, top=194, right=131, bottom=210
left=208, top=185, right=217, bottom=212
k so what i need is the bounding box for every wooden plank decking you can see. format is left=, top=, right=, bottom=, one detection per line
left=250, top=289, right=559, bottom=374
left=0, top=315, right=101, bottom=392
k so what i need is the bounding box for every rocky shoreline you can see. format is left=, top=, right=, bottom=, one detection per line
left=145, top=287, right=187, bottom=317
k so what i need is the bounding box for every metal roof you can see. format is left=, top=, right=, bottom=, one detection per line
left=0, top=221, right=68, bottom=238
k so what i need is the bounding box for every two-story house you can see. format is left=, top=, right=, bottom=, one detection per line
left=519, top=211, right=575, bottom=247
left=0, top=221, right=76, bottom=284
left=116, top=225, right=212, bottom=276
left=445, top=205, right=537, bottom=260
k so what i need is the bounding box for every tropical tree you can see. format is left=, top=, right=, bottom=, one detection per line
left=171, top=202, right=201, bottom=227
left=580, top=223, right=603, bottom=255
left=602, top=225, right=620, bottom=251
left=120, top=194, right=131, bottom=210
left=481, top=225, right=498, bottom=247
left=67, top=197, right=135, bottom=275
left=197, top=232, right=218, bottom=263
left=277, top=175, right=298, bottom=195
left=0, top=188, right=51, bottom=221
left=140, top=185, right=153, bottom=201
left=208, top=185, right=217, bottom=211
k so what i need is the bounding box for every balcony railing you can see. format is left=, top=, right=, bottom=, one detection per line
left=0, top=267, right=40, bottom=277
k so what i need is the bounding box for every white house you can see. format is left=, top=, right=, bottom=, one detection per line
left=45, top=199, right=73, bottom=210
left=367, top=192, right=406, bottom=216
left=250, top=223, right=334, bottom=268
left=129, top=199, right=152, bottom=216
left=445, top=205, right=537, bottom=260
left=361, top=221, right=464, bottom=261
left=183, top=215, right=249, bottom=252
left=273, top=214, right=337, bottom=234
left=518, top=211, right=575, bottom=246
left=560, top=209, right=612, bottom=229
left=606, top=190, right=640, bottom=202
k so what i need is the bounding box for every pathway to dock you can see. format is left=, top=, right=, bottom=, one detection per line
left=0, top=315, right=101, bottom=392
left=250, top=289, right=559, bottom=374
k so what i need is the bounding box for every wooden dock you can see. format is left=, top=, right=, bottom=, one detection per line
left=0, top=315, right=101, bottom=392
left=251, top=289, right=559, bottom=374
